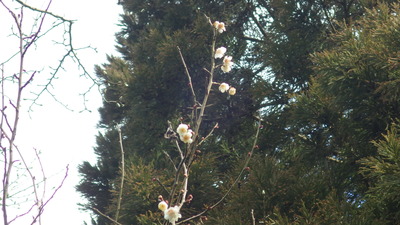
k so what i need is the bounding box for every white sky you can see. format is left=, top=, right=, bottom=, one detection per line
left=0, top=0, right=123, bottom=224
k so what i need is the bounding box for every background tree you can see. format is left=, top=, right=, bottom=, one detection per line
left=78, top=0, right=400, bottom=224
left=77, top=1, right=261, bottom=224
left=208, top=2, right=400, bottom=224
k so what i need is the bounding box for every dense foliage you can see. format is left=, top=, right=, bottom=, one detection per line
left=77, top=1, right=400, bottom=224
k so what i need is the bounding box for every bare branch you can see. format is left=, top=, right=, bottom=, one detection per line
left=29, top=165, right=69, bottom=225
left=177, top=119, right=262, bottom=224
left=196, top=123, right=218, bottom=147
left=1, top=1, right=75, bottom=224
left=115, top=127, right=125, bottom=222
left=162, top=150, right=177, bottom=171
left=250, top=13, right=268, bottom=40
left=92, top=208, right=123, bottom=225
left=177, top=46, right=198, bottom=106
left=251, top=209, right=256, bottom=225
left=10, top=0, right=100, bottom=111
left=154, top=177, right=171, bottom=197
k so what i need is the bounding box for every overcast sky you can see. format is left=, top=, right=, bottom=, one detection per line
left=0, top=0, right=123, bottom=224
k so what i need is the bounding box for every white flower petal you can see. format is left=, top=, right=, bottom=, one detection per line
left=215, top=47, right=227, bottom=59
left=221, top=65, right=232, bottom=73
left=176, top=124, right=188, bottom=135
left=219, top=83, right=230, bottom=93
left=164, top=206, right=182, bottom=223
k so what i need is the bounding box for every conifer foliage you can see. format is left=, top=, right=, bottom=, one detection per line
left=77, top=1, right=400, bottom=224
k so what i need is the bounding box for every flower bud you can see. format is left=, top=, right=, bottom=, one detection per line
left=213, top=21, right=226, bottom=33
left=228, top=87, right=236, bottom=96
left=158, top=201, right=168, bottom=211
left=186, top=194, right=193, bottom=203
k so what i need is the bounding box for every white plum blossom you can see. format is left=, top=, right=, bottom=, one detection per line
left=176, top=124, right=193, bottom=144
left=158, top=201, right=168, bottom=211
left=164, top=206, right=182, bottom=224
left=214, top=47, right=227, bottom=59
left=180, top=131, right=193, bottom=144
left=219, top=83, right=230, bottom=93
left=221, top=55, right=233, bottom=73
left=213, top=21, right=226, bottom=33
left=176, top=124, right=188, bottom=135
left=223, top=55, right=233, bottom=65
left=228, top=87, right=236, bottom=96
left=221, top=65, right=231, bottom=73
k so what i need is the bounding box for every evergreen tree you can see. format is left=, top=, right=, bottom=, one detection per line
left=359, top=121, right=400, bottom=223
left=77, top=1, right=400, bottom=224
left=78, top=1, right=261, bottom=224
left=205, top=2, right=400, bottom=224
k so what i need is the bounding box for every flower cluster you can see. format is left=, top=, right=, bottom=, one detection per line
left=158, top=201, right=182, bottom=225
left=214, top=46, right=233, bottom=73
left=213, top=20, right=236, bottom=96
left=221, top=55, right=233, bottom=73
left=215, top=47, right=233, bottom=73
left=158, top=19, right=239, bottom=224
left=213, top=21, right=226, bottom=33
left=176, top=123, right=193, bottom=144
left=219, top=82, right=236, bottom=95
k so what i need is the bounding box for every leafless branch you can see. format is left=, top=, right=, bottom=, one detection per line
left=29, top=165, right=69, bottom=225
left=196, top=122, right=218, bottom=147
left=162, top=150, right=177, bottom=171
left=251, top=209, right=256, bottom=225
left=0, top=1, right=74, bottom=224
left=177, top=119, right=262, bottom=224
left=92, top=208, right=123, bottom=225
left=177, top=46, right=198, bottom=106
left=11, top=0, right=100, bottom=111
left=154, top=177, right=171, bottom=197
left=115, top=127, right=125, bottom=223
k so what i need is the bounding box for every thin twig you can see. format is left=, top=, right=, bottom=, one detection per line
left=168, top=139, right=186, bottom=206
left=155, top=178, right=171, bottom=197
left=15, top=0, right=70, bottom=21
left=197, top=123, right=218, bottom=146
left=29, top=165, right=69, bottom=225
left=178, top=163, right=188, bottom=208
left=251, top=209, right=256, bottom=225
left=115, top=127, right=125, bottom=223
left=193, top=25, right=217, bottom=139
left=177, top=119, right=262, bottom=224
left=15, top=146, right=41, bottom=224
left=319, top=0, right=336, bottom=32
left=177, top=46, right=197, bottom=106
left=92, top=208, right=123, bottom=225
left=250, top=12, right=268, bottom=39
left=163, top=150, right=177, bottom=171
left=34, top=148, right=47, bottom=225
